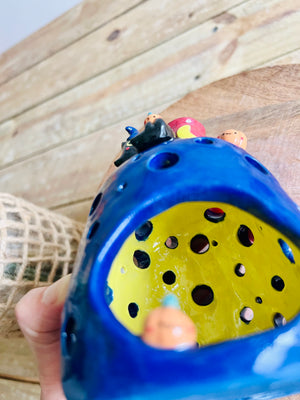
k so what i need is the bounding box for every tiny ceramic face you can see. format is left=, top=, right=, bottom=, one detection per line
left=144, top=114, right=162, bottom=125
left=218, top=129, right=247, bottom=149
left=142, top=307, right=197, bottom=350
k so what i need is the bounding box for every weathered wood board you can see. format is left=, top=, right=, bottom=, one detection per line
left=0, top=0, right=244, bottom=120
left=0, top=377, right=40, bottom=400
left=0, top=0, right=299, bottom=171
left=0, top=65, right=298, bottom=222
left=0, top=0, right=142, bottom=85
left=0, top=338, right=38, bottom=379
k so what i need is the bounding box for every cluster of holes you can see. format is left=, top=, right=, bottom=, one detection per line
left=235, top=267, right=287, bottom=325
left=145, top=146, right=270, bottom=178
left=126, top=209, right=295, bottom=328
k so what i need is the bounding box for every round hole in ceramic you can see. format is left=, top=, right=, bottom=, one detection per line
left=133, top=250, right=151, bottom=269
left=162, top=270, right=176, bottom=285
left=240, top=307, right=254, bottom=324
left=87, top=221, right=100, bottom=240
left=165, top=236, right=178, bottom=249
left=191, top=285, right=214, bottom=306
left=245, top=155, right=269, bottom=175
left=190, top=234, right=210, bottom=254
left=238, top=225, right=254, bottom=247
left=235, top=263, right=246, bottom=277
left=128, top=303, right=139, bottom=318
left=89, top=192, right=102, bottom=216
left=135, top=221, right=153, bottom=241
left=204, top=207, right=226, bottom=223
left=273, top=312, right=286, bottom=327
left=271, top=275, right=285, bottom=292
left=149, top=152, right=179, bottom=170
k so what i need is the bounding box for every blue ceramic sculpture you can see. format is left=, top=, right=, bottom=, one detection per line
left=61, top=116, right=300, bottom=400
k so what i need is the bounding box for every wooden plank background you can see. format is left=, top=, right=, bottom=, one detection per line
left=0, top=0, right=299, bottom=398
left=0, top=0, right=299, bottom=223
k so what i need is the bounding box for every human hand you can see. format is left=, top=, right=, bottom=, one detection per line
left=15, top=275, right=71, bottom=400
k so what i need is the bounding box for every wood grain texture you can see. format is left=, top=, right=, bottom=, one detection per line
left=2, top=65, right=295, bottom=221
left=54, top=199, right=93, bottom=223
left=0, top=338, right=38, bottom=379
left=0, top=106, right=174, bottom=211
left=162, top=65, right=300, bottom=205
left=260, top=48, right=300, bottom=67
left=0, top=378, right=40, bottom=400
left=0, top=0, right=142, bottom=86
left=0, top=0, right=299, bottom=171
left=0, top=0, right=243, bottom=122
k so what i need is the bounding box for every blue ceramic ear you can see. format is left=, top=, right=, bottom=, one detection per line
left=61, top=125, right=300, bottom=400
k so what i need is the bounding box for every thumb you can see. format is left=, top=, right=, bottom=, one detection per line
left=15, top=274, right=71, bottom=400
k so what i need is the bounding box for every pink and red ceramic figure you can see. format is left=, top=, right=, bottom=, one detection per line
left=168, top=117, right=206, bottom=139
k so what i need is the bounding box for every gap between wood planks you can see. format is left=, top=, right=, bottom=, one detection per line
left=0, top=0, right=260, bottom=122
left=0, top=66, right=298, bottom=215
left=0, top=43, right=298, bottom=174
left=0, top=97, right=178, bottom=170
left=0, top=372, right=39, bottom=385
left=0, top=0, right=145, bottom=86
left=0, top=0, right=299, bottom=172
left=3, top=87, right=299, bottom=221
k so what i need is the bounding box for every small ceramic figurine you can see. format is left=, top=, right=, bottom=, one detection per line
left=217, top=129, right=247, bottom=150
left=142, top=295, right=197, bottom=351
left=144, top=112, right=163, bottom=125
left=168, top=117, right=206, bottom=139
left=114, top=114, right=175, bottom=167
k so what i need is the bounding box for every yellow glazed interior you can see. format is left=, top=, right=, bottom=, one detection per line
left=107, top=202, right=300, bottom=346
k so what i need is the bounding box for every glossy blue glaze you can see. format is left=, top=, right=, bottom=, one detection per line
left=62, top=138, right=300, bottom=400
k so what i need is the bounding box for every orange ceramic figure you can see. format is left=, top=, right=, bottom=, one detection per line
left=218, top=129, right=247, bottom=150
left=144, top=113, right=163, bottom=126
left=142, top=295, right=197, bottom=350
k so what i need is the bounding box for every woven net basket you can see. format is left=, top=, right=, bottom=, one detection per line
left=0, top=193, right=84, bottom=337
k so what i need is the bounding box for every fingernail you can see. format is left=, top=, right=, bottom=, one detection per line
left=42, top=274, right=71, bottom=306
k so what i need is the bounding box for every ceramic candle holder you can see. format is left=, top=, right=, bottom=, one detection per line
left=61, top=116, right=300, bottom=400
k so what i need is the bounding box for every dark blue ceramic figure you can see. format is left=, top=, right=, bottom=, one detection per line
left=61, top=116, right=300, bottom=400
